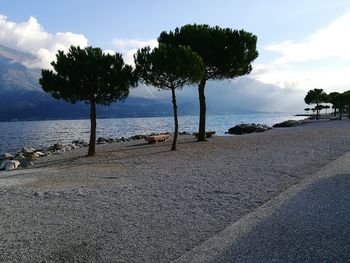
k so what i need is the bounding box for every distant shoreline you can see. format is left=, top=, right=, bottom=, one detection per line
left=0, top=111, right=297, bottom=123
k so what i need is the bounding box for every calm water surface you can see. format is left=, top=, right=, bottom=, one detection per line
left=0, top=113, right=304, bottom=153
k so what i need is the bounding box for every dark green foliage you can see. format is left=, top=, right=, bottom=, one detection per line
left=39, top=46, right=137, bottom=156
left=304, top=107, right=311, bottom=114
left=323, top=105, right=330, bottom=114
left=315, top=105, right=324, bottom=110
left=135, top=44, right=204, bottom=90
left=158, top=24, right=258, bottom=80
left=134, top=44, right=204, bottom=150
left=159, top=24, right=258, bottom=141
left=334, top=91, right=350, bottom=119
left=304, top=89, right=327, bottom=119
left=326, top=92, right=340, bottom=104
left=304, top=89, right=327, bottom=105
left=327, top=92, right=340, bottom=116
left=40, top=46, right=136, bottom=105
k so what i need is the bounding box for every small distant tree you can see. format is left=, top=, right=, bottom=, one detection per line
left=134, top=44, right=205, bottom=150
left=304, top=89, right=327, bottom=120
left=159, top=24, right=258, bottom=141
left=334, top=91, right=350, bottom=120
left=40, top=46, right=137, bottom=156
left=311, top=108, right=316, bottom=114
left=315, top=105, right=324, bottom=116
left=323, top=105, right=330, bottom=114
left=304, top=107, right=311, bottom=114
left=327, top=92, right=340, bottom=116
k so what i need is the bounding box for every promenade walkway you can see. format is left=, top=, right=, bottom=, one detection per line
left=176, top=151, right=350, bottom=262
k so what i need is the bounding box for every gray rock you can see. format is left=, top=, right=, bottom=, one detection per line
left=24, top=152, right=40, bottom=161
left=15, top=154, right=33, bottom=168
left=227, top=123, right=272, bottom=135
left=97, top=138, right=107, bottom=144
left=131, top=135, right=143, bottom=140
left=97, top=137, right=115, bottom=144
left=35, top=151, right=45, bottom=157
left=0, top=160, right=21, bottom=171
left=21, top=146, right=36, bottom=154
left=72, top=140, right=88, bottom=147
left=1, top=153, right=14, bottom=160
left=273, top=120, right=302, bottom=128
left=53, top=143, right=63, bottom=150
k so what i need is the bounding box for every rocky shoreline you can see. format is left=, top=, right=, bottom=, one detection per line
left=0, top=119, right=307, bottom=172
left=0, top=131, right=192, bottom=171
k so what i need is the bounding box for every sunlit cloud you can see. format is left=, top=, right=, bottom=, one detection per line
left=0, top=15, right=88, bottom=69
left=253, top=11, right=350, bottom=94
left=112, top=38, right=158, bottom=65
left=265, top=12, right=350, bottom=64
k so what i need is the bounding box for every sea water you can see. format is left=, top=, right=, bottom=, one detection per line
left=0, top=113, right=304, bottom=153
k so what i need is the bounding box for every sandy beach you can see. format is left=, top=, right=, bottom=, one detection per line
left=1, top=119, right=350, bottom=262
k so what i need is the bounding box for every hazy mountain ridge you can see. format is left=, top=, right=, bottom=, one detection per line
left=0, top=44, right=304, bottom=121
left=0, top=45, right=199, bottom=121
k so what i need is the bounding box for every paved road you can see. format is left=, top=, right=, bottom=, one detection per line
left=175, top=152, right=350, bottom=263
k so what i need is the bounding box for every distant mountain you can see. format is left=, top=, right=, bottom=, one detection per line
left=0, top=44, right=303, bottom=121
left=0, top=45, right=198, bottom=121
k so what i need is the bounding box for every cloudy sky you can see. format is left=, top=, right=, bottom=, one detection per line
left=1, top=0, right=350, bottom=112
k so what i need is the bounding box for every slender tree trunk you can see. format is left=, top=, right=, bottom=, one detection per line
left=316, top=103, right=319, bottom=120
left=348, top=107, right=350, bottom=119
left=198, top=78, right=206, bottom=141
left=333, top=107, right=337, bottom=117
left=171, top=88, right=178, bottom=151
left=339, top=108, right=343, bottom=120
left=88, top=100, right=97, bottom=156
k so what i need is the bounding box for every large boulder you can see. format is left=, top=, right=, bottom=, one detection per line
left=15, top=154, right=32, bottom=168
left=0, top=160, right=21, bottom=171
left=1, top=153, right=14, bottom=160
left=72, top=140, right=88, bottom=147
left=97, top=137, right=108, bottom=144
left=227, top=123, right=271, bottom=135
left=35, top=151, right=46, bottom=157
left=20, top=146, right=36, bottom=154
left=53, top=143, right=63, bottom=150
left=272, top=120, right=302, bottom=128
left=24, top=152, right=40, bottom=161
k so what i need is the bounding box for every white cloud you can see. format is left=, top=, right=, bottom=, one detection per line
left=253, top=11, right=350, bottom=94
left=112, top=38, right=158, bottom=65
left=265, top=12, right=350, bottom=64
left=0, top=15, right=88, bottom=68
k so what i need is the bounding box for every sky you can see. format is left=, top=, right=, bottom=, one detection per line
left=1, top=0, right=350, bottom=112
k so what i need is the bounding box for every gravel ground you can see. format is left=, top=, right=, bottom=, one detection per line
left=1, top=119, right=350, bottom=262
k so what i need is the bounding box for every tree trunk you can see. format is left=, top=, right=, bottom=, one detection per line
left=171, top=88, right=178, bottom=151
left=348, top=107, right=350, bottom=119
left=197, top=78, right=206, bottom=141
left=339, top=108, right=343, bottom=120
left=88, top=100, right=97, bottom=156
left=316, top=103, right=319, bottom=120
